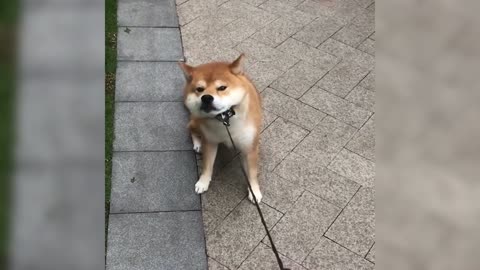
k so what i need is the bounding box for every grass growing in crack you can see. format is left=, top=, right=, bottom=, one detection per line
left=0, top=0, right=18, bottom=267
left=105, top=0, right=117, bottom=248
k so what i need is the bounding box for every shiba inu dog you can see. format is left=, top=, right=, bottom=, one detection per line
left=179, top=54, right=263, bottom=202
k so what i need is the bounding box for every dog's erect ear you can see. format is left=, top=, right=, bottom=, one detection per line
left=178, top=62, right=194, bottom=81
left=229, top=53, right=245, bottom=75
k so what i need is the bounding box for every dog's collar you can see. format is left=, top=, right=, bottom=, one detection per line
left=215, top=107, right=236, bottom=126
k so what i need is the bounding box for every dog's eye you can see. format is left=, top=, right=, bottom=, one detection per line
left=195, top=87, right=205, bottom=92
left=217, top=86, right=227, bottom=91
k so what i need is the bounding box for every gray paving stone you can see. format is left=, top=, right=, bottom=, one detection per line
left=333, top=23, right=374, bottom=48
left=181, top=13, right=236, bottom=46
left=208, top=144, right=239, bottom=177
left=270, top=0, right=305, bottom=6
left=251, top=18, right=303, bottom=47
left=259, top=118, right=309, bottom=172
left=208, top=257, right=229, bottom=270
left=328, top=149, right=375, bottom=187
left=294, top=0, right=360, bottom=19
left=221, top=1, right=278, bottom=30
left=245, top=61, right=284, bottom=92
left=113, top=102, right=192, bottom=151
left=354, top=0, right=374, bottom=8
left=316, top=60, right=370, bottom=97
left=261, top=109, right=278, bottom=132
left=236, top=38, right=299, bottom=72
left=202, top=178, right=246, bottom=219
left=176, top=0, right=189, bottom=5
left=243, top=53, right=262, bottom=68
left=117, top=27, right=183, bottom=61
left=110, top=151, right=199, bottom=213
left=367, top=1, right=375, bottom=11
left=346, top=115, right=375, bottom=160
left=295, top=0, right=335, bottom=18
left=359, top=70, right=375, bottom=91
left=346, top=85, right=375, bottom=112
left=366, top=243, right=375, bottom=263
left=270, top=61, right=328, bottom=99
left=116, top=62, right=185, bottom=101
left=332, top=0, right=366, bottom=25
left=184, top=51, right=217, bottom=66
left=184, top=43, right=240, bottom=66
left=303, top=237, right=374, bottom=270
left=16, top=79, right=103, bottom=164
left=259, top=0, right=315, bottom=25
left=214, top=155, right=246, bottom=193
left=177, top=0, right=218, bottom=26
left=181, top=19, right=226, bottom=42
left=262, top=87, right=326, bottom=130
left=106, top=212, right=207, bottom=270
left=350, top=8, right=375, bottom=29
left=208, top=48, right=243, bottom=63
left=206, top=199, right=282, bottom=269
left=293, top=116, right=357, bottom=166
left=266, top=192, right=341, bottom=263
left=203, top=210, right=222, bottom=236
left=260, top=172, right=304, bottom=213
left=213, top=19, right=265, bottom=49
left=293, top=17, right=343, bottom=47
left=325, top=187, right=375, bottom=256
left=369, top=31, right=375, bottom=40
left=236, top=0, right=267, bottom=6
left=344, top=186, right=375, bottom=219
left=238, top=243, right=306, bottom=270
left=277, top=38, right=339, bottom=69
left=359, top=38, right=375, bottom=55
left=298, top=0, right=362, bottom=25
left=12, top=167, right=103, bottom=270
left=196, top=0, right=277, bottom=36
left=118, top=0, right=178, bottom=27
left=300, top=86, right=372, bottom=128
left=274, top=152, right=360, bottom=208
left=317, top=38, right=374, bottom=67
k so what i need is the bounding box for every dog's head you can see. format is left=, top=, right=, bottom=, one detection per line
left=179, top=54, right=247, bottom=118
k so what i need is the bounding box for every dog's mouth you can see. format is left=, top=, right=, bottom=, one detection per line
left=202, top=104, right=230, bottom=115
left=200, top=103, right=217, bottom=113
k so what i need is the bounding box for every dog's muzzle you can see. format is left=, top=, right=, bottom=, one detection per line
left=200, top=95, right=216, bottom=112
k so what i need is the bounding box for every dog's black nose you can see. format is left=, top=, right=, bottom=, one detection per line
left=201, top=95, right=214, bottom=104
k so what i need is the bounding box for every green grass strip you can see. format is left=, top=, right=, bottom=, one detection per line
left=105, top=0, right=118, bottom=250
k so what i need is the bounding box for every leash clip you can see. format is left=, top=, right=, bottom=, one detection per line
left=215, top=107, right=235, bottom=126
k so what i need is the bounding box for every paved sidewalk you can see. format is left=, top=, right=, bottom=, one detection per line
left=177, top=0, right=375, bottom=269
left=106, top=0, right=207, bottom=269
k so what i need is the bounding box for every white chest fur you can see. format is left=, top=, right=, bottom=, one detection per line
left=200, top=116, right=256, bottom=152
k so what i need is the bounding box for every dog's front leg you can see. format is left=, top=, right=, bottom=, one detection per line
left=245, top=145, right=262, bottom=203
left=195, top=141, right=218, bottom=194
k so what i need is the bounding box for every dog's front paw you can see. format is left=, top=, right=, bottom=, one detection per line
left=248, top=188, right=263, bottom=203
left=193, top=141, right=202, bottom=153
left=195, top=177, right=210, bottom=194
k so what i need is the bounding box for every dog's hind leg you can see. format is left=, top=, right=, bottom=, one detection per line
left=195, top=141, right=218, bottom=194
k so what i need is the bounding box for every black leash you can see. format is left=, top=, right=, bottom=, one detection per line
left=216, top=108, right=290, bottom=270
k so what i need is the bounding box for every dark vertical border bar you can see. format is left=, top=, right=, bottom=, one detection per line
left=0, top=0, right=18, bottom=268
left=105, top=0, right=117, bottom=256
